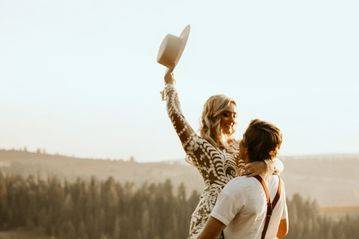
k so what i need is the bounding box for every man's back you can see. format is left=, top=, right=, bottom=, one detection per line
left=211, top=175, right=288, bottom=239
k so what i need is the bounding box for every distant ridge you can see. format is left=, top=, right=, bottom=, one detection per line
left=1, top=149, right=358, bottom=206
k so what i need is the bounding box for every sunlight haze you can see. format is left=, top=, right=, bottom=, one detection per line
left=1, top=0, right=358, bottom=161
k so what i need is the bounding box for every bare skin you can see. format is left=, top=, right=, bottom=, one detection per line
left=277, top=219, right=289, bottom=238
left=197, top=217, right=225, bottom=239
left=164, top=68, right=175, bottom=84
left=219, top=103, right=236, bottom=136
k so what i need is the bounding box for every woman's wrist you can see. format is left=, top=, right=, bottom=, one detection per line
left=164, top=69, right=175, bottom=84
left=165, top=80, right=175, bottom=85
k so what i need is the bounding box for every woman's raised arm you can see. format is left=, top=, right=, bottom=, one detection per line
left=162, top=69, right=198, bottom=156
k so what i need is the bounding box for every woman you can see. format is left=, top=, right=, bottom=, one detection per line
left=162, top=69, right=281, bottom=238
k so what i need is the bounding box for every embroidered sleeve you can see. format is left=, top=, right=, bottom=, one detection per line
left=162, top=84, right=199, bottom=156
left=162, top=84, right=226, bottom=182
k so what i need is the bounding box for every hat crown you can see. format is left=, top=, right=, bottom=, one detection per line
left=157, top=25, right=190, bottom=69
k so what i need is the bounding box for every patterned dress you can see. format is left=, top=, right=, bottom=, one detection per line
left=163, top=84, right=246, bottom=238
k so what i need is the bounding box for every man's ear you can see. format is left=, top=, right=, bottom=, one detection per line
left=269, top=148, right=278, bottom=158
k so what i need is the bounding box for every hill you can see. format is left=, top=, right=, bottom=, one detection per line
left=0, top=149, right=358, bottom=206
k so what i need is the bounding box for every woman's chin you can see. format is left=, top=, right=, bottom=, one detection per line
left=222, top=128, right=234, bottom=136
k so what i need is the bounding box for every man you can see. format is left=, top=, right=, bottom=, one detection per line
left=198, top=119, right=289, bottom=239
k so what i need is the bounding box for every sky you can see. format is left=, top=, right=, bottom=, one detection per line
left=1, top=0, right=358, bottom=162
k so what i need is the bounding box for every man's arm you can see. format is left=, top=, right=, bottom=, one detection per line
left=198, top=179, right=245, bottom=239
left=277, top=218, right=289, bottom=238
left=197, top=216, right=226, bottom=239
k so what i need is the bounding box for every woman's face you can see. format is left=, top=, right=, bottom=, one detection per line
left=219, top=103, right=237, bottom=135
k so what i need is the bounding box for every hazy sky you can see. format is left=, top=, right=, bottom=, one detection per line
left=1, top=0, right=358, bottom=162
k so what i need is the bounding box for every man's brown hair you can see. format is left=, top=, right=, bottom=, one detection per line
left=242, top=119, right=282, bottom=162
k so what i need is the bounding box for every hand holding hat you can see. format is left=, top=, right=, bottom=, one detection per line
left=164, top=68, right=175, bottom=84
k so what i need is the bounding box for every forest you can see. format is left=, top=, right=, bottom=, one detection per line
left=0, top=172, right=358, bottom=239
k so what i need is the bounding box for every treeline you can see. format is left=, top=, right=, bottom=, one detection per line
left=0, top=173, right=198, bottom=239
left=286, top=194, right=359, bottom=239
left=0, top=173, right=358, bottom=239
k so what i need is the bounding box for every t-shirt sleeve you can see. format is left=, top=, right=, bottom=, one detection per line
left=281, top=183, right=288, bottom=220
left=282, top=201, right=288, bottom=220
left=210, top=180, right=245, bottom=226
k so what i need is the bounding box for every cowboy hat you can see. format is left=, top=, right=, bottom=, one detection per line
left=157, top=25, right=190, bottom=69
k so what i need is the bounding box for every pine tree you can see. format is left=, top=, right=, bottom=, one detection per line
left=112, top=216, right=121, bottom=239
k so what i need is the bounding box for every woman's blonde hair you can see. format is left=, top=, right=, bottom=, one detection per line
left=200, top=94, right=236, bottom=149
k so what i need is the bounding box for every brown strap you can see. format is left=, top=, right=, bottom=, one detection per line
left=254, top=175, right=281, bottom=239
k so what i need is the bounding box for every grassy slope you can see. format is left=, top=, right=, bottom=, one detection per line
left=1, top=149, right=358, bottom=206
left=0, top=230, right=52, bottom=239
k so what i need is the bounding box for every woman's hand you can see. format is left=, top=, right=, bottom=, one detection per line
left=245, top=161, right=268, bottom=176
left=164, top=67, right=175, bottom=84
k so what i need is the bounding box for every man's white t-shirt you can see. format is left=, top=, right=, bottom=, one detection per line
left=210, top=175, right=288, bottom=239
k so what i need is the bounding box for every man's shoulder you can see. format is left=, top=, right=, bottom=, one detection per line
left=223, top=176, right=259, bottom=195
left=230, top=175, right=283, bottom=185
left=227, top=176, right=284, bottom=192
left=228, top=176, right=259, bottom=186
